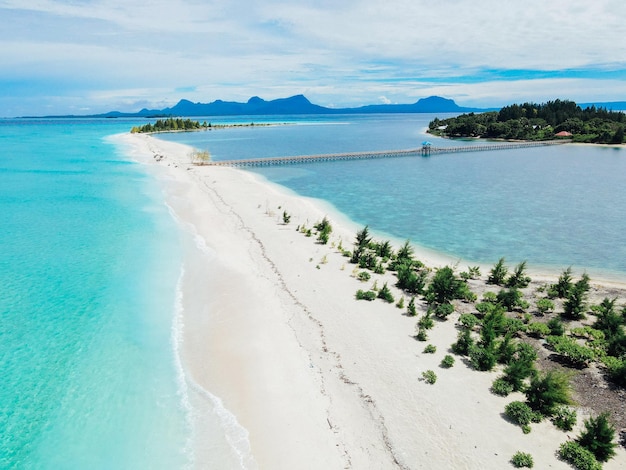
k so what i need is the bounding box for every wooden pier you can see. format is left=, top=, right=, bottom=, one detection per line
left=205, top=139, right=569, bottom=168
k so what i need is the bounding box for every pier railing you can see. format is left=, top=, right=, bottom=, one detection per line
left=204, top=139, right=569, bottom=168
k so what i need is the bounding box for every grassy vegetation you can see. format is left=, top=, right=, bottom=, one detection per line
left=292, top=221, right=624, bottom=468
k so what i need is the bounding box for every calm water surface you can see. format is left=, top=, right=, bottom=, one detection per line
left=160, top=114, right=626, bottom=278
left=2, top=114, right=624, bottom=469
left=1, top=119, right=190, bottom=469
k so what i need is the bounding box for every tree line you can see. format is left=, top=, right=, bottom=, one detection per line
left=428, top=99, right=626, bottom=144
left=130, top=118, right=207, bottom=133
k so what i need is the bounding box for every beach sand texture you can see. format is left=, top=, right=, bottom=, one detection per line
left=120, top=133, right=626, bottom=469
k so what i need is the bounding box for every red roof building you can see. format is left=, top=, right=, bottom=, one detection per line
left=554, top=131, right=573, bottom=137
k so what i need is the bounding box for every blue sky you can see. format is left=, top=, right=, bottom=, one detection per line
left=1, top=0, right=626, bottom=116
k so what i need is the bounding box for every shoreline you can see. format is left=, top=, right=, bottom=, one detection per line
left=244, top=167, right=626, bottom=289
left=133, top=121, right=293, bottom=135
left=116, top=132, right=625, bottom=469
left=426, top=130, right=626, bottom=149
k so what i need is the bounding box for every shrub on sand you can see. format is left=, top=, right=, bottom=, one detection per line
left=505, top=401, right=537, bottom=433
left=440, top=355, right=455, bottom=368
left=422, top=370, right=437, bottom=384
left=552, top=406, right=577, bottom=432
left=491, top=377, right=514, bottom=397
left=558, top=441, right=601, bottom=470
left=511, top=451, right=534, bottom=468
left=355, top=289, right=376, bottom=301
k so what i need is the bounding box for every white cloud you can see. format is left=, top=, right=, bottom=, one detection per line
left=1, top=0, right=625, bottom=115
left=430, top=78, right=626, bottom=108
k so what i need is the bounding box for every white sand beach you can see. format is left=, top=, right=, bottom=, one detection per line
left=118, top=133, right=626, bottom=469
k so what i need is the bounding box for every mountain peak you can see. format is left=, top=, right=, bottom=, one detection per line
left=95, top=94, right=486, bottom=118
left=287, top=94, right=310, bottom=103
left=414, top=96, right=463, bottom=112
left=417, top=96, right=455, bottom=105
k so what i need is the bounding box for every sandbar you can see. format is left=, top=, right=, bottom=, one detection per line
left=116, top=132, right=626, bottom=469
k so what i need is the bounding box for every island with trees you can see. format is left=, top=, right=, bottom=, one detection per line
left=428, top=99, right=625, bottom=144
left=130, top=117, right=280, bottom=134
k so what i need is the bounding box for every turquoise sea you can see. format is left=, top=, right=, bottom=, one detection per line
left=2, top=114, right=625, bottom=469
left=0, top=119, right=190, bottom=468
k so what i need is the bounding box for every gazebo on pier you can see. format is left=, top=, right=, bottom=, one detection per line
left=421, top=141, right=433, bottom=156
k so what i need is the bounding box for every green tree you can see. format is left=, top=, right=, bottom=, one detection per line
left=351, top=226, right=372, bottom=264
left=429, top=99, right=626, bottom=143
left=314, top=217, right=332, bottom=244
left=395, top=263, right=427, bottom=294
left=389, top=240, right=421, bottom=271
left=377, top=283, right=394, bottom=303
left=577, top=412, right=617, bottom=462
left=459, top=313, right=480, bottom=330
left=548, top=317, right=565, bottom=336
left=460, top=266, right=481, bottom=280
left=502, top=343, right=536, bottom=391
left=593, top=297, right=626, bottom=357
left=480, top=305, right=506, bottom=348
left=452, top=328, right=474, bottom=355
left=497, top=333, right=517, bottom=364
left=487, top=257, right=508, bottom=285
left=406, top=296, right=417, bottom=316
left=469, top=343, right=498, bottom=371
left=525, top=370, right=572, bottom=416
left=610, top=126, right=624, bottom=144
left=418, top=310, right=435, bottom=330
left=375, top=240, right=393, bottom=259
left=396, top=240, right=414, bottom=263
left=497, top=287, right=525, bottom=312
left=425, top=266, right=470, bottom=306
left=548, top=267, right=573, bottom=298
left=563, top=274, right=591, bottom=320
left=422, top=370, right=437, bottom=384
left=506, top=261, right=531, bottom=288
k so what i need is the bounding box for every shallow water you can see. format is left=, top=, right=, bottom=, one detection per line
left=160, top=114, right=626, bottom=279
left=0, top=119, right=190, bottom=468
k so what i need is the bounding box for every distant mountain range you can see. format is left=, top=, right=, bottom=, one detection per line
left=32, top=95, right=626, bottom=119
left=92, top=95, right=488, bottom=118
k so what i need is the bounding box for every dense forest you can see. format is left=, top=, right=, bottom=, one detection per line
left=130, top=117, right=207, bottom=133
left=428, top=100, right=626, bottom=144
left=130, top=118, right=273, bottom=134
